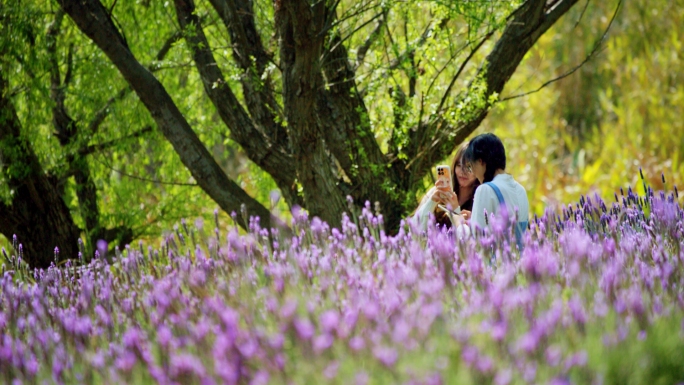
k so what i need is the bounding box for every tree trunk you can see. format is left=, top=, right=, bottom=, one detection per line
left=275, top=0, right=348, bottom=226
left=0, top=74, right=81, bottom=268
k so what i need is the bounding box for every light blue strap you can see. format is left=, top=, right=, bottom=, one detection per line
left=484, top=182, right=526, bottom=250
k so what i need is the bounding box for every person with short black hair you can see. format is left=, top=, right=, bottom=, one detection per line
left=463, top=133, right=529, bottom=247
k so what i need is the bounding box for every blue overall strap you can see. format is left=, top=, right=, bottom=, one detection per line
left=484, top=182, right=505, bottom=205
left=483, top=182, right=527, bottom=250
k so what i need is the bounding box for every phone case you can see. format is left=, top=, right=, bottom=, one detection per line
left=436, top=165, right=453, bottom=191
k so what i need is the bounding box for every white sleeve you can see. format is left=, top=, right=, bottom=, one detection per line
left=470, top=185, right=500, bottom=235
left=413, top=187, right=438, bottom=232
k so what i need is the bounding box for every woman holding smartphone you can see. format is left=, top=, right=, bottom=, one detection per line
left=413, top=142, right=480, bottom=231
left=462, top=133, right=529, bottom=247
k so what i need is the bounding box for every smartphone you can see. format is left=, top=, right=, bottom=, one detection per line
left=436, top=165, right=453, bottom=191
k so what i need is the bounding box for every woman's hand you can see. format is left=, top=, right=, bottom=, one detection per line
left=431, top=179, right=459, bottom=210
left=460, top=210, right=471, bottom=221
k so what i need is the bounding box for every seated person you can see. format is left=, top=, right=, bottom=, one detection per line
left=413, top=142, right=480, bottom=231
left=462, top=133, right=529, bottom=247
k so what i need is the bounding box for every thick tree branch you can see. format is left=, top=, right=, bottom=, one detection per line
left=47, top=9, right=76, bottom=146
left=57, top=0, right=284, bottom=232
left=319, top=29, right=387, bottom=180
left=86, top=25, right=186, bottom=137
left=207, top=0, right=288, bottom=147
left=174, top=0, right=300, bottom=208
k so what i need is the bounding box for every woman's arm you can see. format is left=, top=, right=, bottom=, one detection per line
left=413, top=187, right=438, bottom=232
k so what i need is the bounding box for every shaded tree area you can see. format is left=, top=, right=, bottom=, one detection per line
left=1, top=0, right=595, bottom=267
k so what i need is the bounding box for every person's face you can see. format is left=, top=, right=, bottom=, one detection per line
left=454, top=158, right=477, bottom=188
left=465, top=159, right=486, bottom=183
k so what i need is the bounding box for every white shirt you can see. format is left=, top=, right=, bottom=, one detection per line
left=412, top=187, right=470, bottom=238
left=412, top=187, right=438, bottom=232
left=470, top=173, right=529, bottom=234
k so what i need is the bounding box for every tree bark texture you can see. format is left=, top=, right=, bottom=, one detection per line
left=0, top=74, right=81, bottom=268
left=275, top=0, right=348, bottom=226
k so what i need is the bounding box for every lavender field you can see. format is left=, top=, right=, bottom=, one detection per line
left=1, top=182, right=683, bottom=385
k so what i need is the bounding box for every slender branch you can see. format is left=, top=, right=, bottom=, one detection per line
left=321, top=11, right=384, bottom=64
left=153, top=30, right=183, bottom=63
left=64, top=43, right=75, bottom=86
left=320, top=0, right=380, bottom=37
left=355, top=10, right=387, bottom=69
left=574, top=0, right=591, bottom=29
left=422, top=40, right=473, bottom=100
left=388, top=18, right=443, bottom=71
left=107, top=0, right=118, bottom=15
left=91, top=153, right=198, bottom=187
left=500, top=0, right=621, bottom=102
left=79, top=126, right=153, bottom=157
left=436, top=30, right=495, bottom=114
left=85, top=86, right=130, bottom=135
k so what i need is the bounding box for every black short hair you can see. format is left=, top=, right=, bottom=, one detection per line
left=463, top=133, right=506, bottom=183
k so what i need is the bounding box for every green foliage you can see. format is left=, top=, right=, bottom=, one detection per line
left=480, top=0, right=684, bottom=214
left=602, top=318, right=684, bottom=385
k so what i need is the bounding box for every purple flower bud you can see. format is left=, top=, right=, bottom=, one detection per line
left=564, top=350, right=588, bottom=370
left=250, top=370, right=270, bottom=385
left=549, top=377, right=572, bottom=385
left=476, top=355, right=494, bottom=373
left=238, top=338, right=258, bottom=358
left=349, top=336, right=365, bottom=351
left=280, top=300, right=298, bottom=319
left=319, top=310, right=340, bottom=334
left=355, top=371, right=369, bottom=385
left=323, top=361, right=339, bottom=379
left=293, top=317, right=315, bottom=341
left=461, top=345, right=479, bottom=365
left=494, top=368, right=512, bottom=385
left=545, top=346, right=562, bottom=367
left=373, top=346, right=398, bottom=367
left=170, top=353, right=206, bottom=379
left=313, top=334, right=334, bottom=353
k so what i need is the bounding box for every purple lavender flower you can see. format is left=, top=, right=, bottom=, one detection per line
left=373, top=345, right=398, bottom=368
left=349, top=336, right=365, bottom=351
left=319, top=310, right=340, bottom=334
left=323, top=361, right=340, bottom=379
left=293, top=317, right=315, bottom=341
